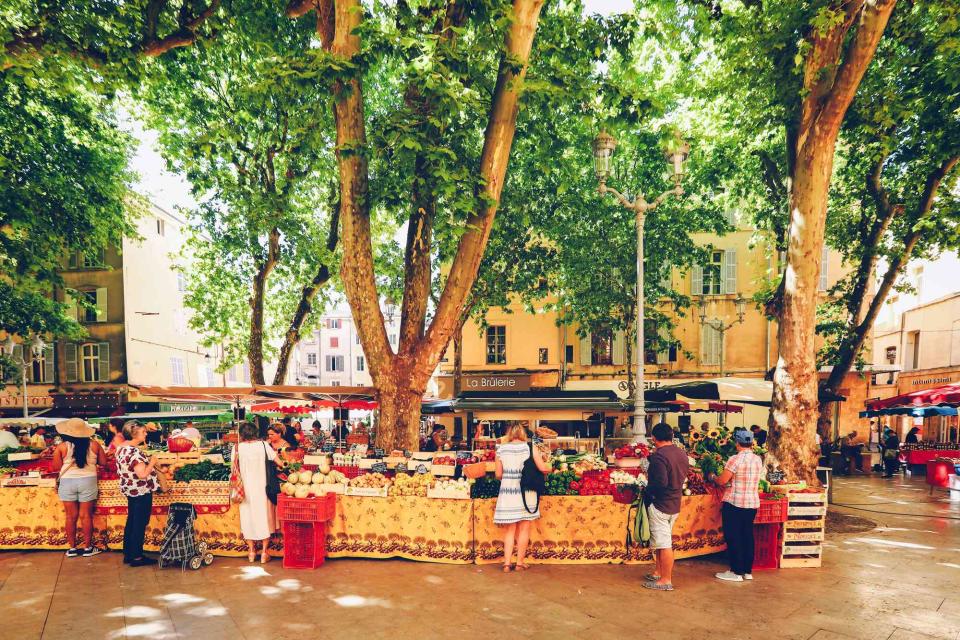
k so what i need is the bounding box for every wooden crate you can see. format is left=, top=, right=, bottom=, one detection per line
left=784, top=529, right=824, bottom=542
left=786, top=491, right=826, bottom=503
left=787, top=505, right=827, bottom=517
left=780, top=556, right=822, bottom=568
left=783, top=517, right=825, bottom=530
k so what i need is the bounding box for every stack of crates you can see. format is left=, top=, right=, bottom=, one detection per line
left=277, top=494, right=336, bottom=569
left=780, top=490, right=826, bottom=568
left=752, top=495, right=788, bottom=569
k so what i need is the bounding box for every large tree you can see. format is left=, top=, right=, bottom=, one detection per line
left=286, top=0, right=618, bottom=449
left=142, top=6, right=340, bottom=384
left=819, top=3, right=960, bottom=393
left=694, top=0, right=898, bottom=482
left=0, top=68, right=135, bottom=340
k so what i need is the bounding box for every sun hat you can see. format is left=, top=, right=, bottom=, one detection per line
left=733, top=428, right=754, bottom=445
left=55, top=418, right=96, bottom=439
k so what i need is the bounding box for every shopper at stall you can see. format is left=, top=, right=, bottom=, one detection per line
left=116, top=421, right=161, bottom=566
left=494, top=423, right=550, bottom=572
left=330, top=421, right=350, bottom=442
left=904, top=427, right=920, bottom=445
left=234, top=421, right=277, bottom=563
left=710, top=428, right=763, bottom=582
left=839, top=431, right=864, bottom=475
left=424, top=425, right=449, bottom=452
left=52, top=419, right=107, bottom=557
left=750, top=424, right=767, bottom=447
left=266, top=424, right=292, bottom=469
left=643, top=422, right=690, bottom=592
left=104, top=419, right=127, bottom=456
left=882, top=429, right=901, bottom=478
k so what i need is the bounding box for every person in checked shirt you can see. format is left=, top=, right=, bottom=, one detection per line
left=709, top=428, right=763, bottom=582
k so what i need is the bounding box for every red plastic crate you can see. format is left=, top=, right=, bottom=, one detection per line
left=282, top=521, right=327, bottom=570
left=755, top=496, right=788, bottom=524
left=610, top=484, right=638, bottom=504
left=331, top=465, right=364, bottom=479
left=276, top=494, right=336, bottom=523
left=753, top=523, right=782, bottom=570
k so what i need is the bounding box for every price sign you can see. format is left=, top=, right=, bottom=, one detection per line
left=455, top=451, right=473, bottom=463
left=373, top=447, right=385, bottom=458
left=415, top=463, right=429, bottom=475
left=371, top=462, right=388, bottom=474
left=395, top=462, right=408, bottom=473
left=403, top=450, right=411, bottom=458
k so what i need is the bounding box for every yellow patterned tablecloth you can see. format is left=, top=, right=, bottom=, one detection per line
left=0, top=487, right=724, bottom=564
left=473, top=494, right=725, bottom=565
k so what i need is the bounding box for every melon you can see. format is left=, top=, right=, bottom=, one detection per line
left=308, top=484, right=323, bottom=497
left=318, top=457, right=331, bottom=474
left=294, top=484, right=309, bottom=499
left=281, top=482, right=296, bottom=496
left=312, top=473, right=325, bottom=484
left=287, top=471, right=300, bottom=485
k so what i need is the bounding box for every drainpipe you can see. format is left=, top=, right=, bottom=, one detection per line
left=560, top=321, right=567, bottom=388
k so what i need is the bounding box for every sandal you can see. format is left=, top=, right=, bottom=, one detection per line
left=261, top=551, right=271, bottom=564
left=642, top=581, right=674, bottom=591
left=502, top=564, right=513, bottom=573
left=248, top=551, right=257, bottom=563
left=515, top=563, right=530, bottom=571
left=644, top=573, right=661, bottom=582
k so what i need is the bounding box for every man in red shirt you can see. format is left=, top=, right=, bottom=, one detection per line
left=642, top=423, right=689, bottom=591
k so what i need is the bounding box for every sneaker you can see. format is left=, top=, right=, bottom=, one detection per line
left=715, top=571, right=744, bottom=582
left=65, top=548, right=80, bottom=558
left=82, top=547, right=102, bottom=557
left=128, top=556, right=157, bottom=567
left=743, top=573, right=753, bottom=580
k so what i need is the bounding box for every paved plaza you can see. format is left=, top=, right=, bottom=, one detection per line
left=0, top=474, right=957, bottom=640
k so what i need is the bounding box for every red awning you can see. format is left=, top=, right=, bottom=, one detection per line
left=866, top=383, right=960, bottom=411
left=708, top=401, right=743, bottom=413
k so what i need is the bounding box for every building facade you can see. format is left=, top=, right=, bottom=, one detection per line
left=1, top=201, right=239, bottom=417
left=292, top=307, right=401, bottom=388
left=871, top=252, right=960, bottom=441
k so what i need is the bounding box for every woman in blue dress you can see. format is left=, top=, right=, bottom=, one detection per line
left=494, top=422, right=551, bottom=572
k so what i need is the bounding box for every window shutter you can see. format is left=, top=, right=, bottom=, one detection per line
left=64, top=293, right=77, bottom=321
left=579, top=333, right=591, bottom=366
left=98, top=342, right=110, bottom=382
left=701, top=325, right=718, bottom=366
left=65, top=344, right=79, bottom=382
left=68, top=252, right=79, bottom=269
left=612, top=330, right=626, bottom=366
left=95, top=287, right=108, bottom=322
left=819, top=245, right=829, bottom=291
left=43, top=345, right=54, bottom=383
left=691, top=265, right=703, bottom=296
left=6, top=345, right=23, bottom=382
left=656, top=326, right=669, bottom=364
left=723, top=250, right=737, bottom=294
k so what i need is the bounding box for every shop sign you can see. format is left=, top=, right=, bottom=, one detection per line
left=160, top=402, right=228, bottom=413
left=0, top=394, right=53, bottom=408
left=909, top=376, right=954, bottom=387
left=462, top=374, right=531, bottom=391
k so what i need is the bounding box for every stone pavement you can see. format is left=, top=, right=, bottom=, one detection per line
left=0, top=474, right=957, bottom=640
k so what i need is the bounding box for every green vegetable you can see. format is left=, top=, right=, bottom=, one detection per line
left=173, top=460, right=231, bottom=483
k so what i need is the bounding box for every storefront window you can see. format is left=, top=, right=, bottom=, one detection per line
left=81, top=344, right=100, bottom=382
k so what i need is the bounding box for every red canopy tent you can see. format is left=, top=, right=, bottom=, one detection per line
left=865, top=382, right=960, bottom=411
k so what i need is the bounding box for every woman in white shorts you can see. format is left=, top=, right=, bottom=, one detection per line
left=53, top=418, right=107, bottom=557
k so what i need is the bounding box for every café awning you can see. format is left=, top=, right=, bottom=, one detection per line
left=860, top=405, right=958, bottom=418
left=646, top=377, right=844, bottom=406
left=454, top=390, right=624, bottom=411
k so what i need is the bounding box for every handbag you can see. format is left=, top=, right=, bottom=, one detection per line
left=520, top=441, right=545, bottom=514
left=229, top=444, right=246, bottom=504
left=264, top=442, right=280, bottom=504
left=55, top=447, right=74, bottom=491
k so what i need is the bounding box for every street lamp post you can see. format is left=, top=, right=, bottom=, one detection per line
left=3, top=334, right=46, bottom=418
left=696, top=293, right=747, bottom=378
left=593, top=131, right=690, bottom=436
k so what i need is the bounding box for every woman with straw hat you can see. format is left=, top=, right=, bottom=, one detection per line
left=52, top=418, right=107, bottom=558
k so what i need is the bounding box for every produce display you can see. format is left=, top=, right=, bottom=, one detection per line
left=576, top=470, right=613, bottom=496
left=609, top=469, right=641, bottom=486
left=173, top=460, right=230, bottom=482
left=432, top=456, right=457, bottom=466
left=689, top=427, right=766, bottom=476
left=470, top=477, right=501, bottom=499
left=545, top=470, right=578, bottom=496
left=460, top=450, right=495, bottom=464
left=280, top=468, right=349, bottom=498
left=552, top=452, right=607, bottom=475
left=612, top=443, right=650, bottom=459
left=389, top=472, right=433, bottom=497
left=349, top=472, right=391, bottom=489
left=332, top=452, right=363, bottom=466
left=685, top=471, right=708, bottom=495
left=0, top=448, right=29, bottom=466
left=430, top=478, right=472, bottom=499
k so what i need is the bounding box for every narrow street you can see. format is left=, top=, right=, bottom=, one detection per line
left=1, top=474, right=957, bottom=640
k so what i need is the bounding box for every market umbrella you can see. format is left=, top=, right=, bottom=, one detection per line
left=865, top=382, right=960, bottom=412
left=647, top=378, right=844, bottom=406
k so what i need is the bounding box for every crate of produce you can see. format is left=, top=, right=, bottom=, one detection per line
left=282, top=521, right=327, bottom=570
left=276, top=494, right=336, bottom=523
left=431, top=465, right=455, bottom=477
left=753, top=523, right=782, bottom=570
left=611, top=484, right=638, bottom=504
left=755, top=496, right=788, bottom=524
left=331, top=465, right=364, bottom=479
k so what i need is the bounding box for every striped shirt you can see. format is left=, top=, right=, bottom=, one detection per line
left=722, top=449, right=763, bottom=509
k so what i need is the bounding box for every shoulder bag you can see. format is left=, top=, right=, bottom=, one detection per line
left=55, top=443, right=74, bottom=491
left=264, top=442, right=280, bottom=504
left=520, top=441, right=545, bottom=514
left=229, top=444, right=246, bottom=504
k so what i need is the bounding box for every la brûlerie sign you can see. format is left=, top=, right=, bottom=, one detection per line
left=462, top=375, right=531, bottom=391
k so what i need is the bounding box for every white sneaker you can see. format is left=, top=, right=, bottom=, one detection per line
left=743, top=573, right=753, bottom=580
left=715, top=571, right=744, bottom=582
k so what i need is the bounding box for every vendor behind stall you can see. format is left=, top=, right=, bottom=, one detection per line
left=424, top=425, right=449, bottom=452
